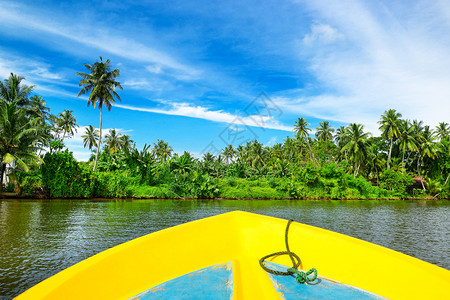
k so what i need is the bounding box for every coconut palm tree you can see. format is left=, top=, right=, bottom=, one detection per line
left=221, top=144, right=235, bottom=165
left=334, top=126, right=349, bottom=160
left=436, top=122, right=449, bottom=141
left=82, top=125, right=99, bottom=152
left=104, top=129, right=122, bottom=154
left=247, top=140, right=268, bottom=170
left=120, top=135, right=134, bottom=153
left=378, top=109, right=402, bottom=169
left=293, top=117, right=311, bottom=141
left=293, top=117, right=316, bottom=162
left=315, top=121, right=335, bottom=142
left=152, top=139, right=173, bottom=163
left=0, top=73, right=34, bottom=105
left=77, top=57, right=122, bottom=171
left=416, top=126, right=439, bottom=190
left=341, top=123, right=370, bottom=177
left=0, top=101, right=43, bottom=191
left=236, top=144, right=246, bottom=164
left=397, top=120, right=418, bottom=172
left=57, top=110, right=78, bottom=142
left=366, top=144, right=385, bottom=184
left=271, top=143, right=283, bottom=160
left=282, top=137, right=298, bottom=160
left=28, top=95, right=50, bottom=124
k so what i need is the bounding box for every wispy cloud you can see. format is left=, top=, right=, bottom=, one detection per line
left=0, top=1, right=201, bottom=80
left=302, top=24, right=344, bottom=46
left=287, top=0, right=450, bottom=134
left=116, top=101, right=292, bottom=132
left=0, top=53, right=62, bottom=82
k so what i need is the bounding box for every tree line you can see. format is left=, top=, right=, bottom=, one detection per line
left=1, top=57, right=449, bottom=199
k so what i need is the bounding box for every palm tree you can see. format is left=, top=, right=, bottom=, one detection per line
left=293, top=117, right=315, bottom=162
left=104, top=129, right=122, bottom=154
left=416, top=126, right=439, bottom=190
left=397, top=120, right=418, bottom=172
left=0, top=73, right=34, bottom=105
left=0, top=101, right=43, bottom=191
left=282, top=137, right=298, bottom=160
left=221, top=144, right=235, bottom=165
left=247, top=140, right=268, bottom=170
left=334, top=126, right=349, bottom=160
left=152, top=139, right=173, bottom=163
left=77, top=57, right=122, bottom=171
left=57, top=110, right=78, bottom=142
left=436, top=122, right=449, bottom=141
left=28, top=95, right=50, bottom=124
left=271, top=143, right=283, bottom=160
left=341, top=123, right=370, bottom=177
left=378, top=109, right=402, bottom=169
left=120, top=135, right=134, bottom=153
left=236, top=144, right=246, bottom=164
left=315, top=121, right=335, bottom=142
left=293, top=117, right=311, bottom=141
left=82, top=125, right=99, bottom=151
left=366, top=144, right=385, bottom=184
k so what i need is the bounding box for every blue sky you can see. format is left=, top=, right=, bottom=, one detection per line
left=1, top=0, right=450, bottom=160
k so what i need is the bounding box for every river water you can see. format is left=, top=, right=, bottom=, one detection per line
left=1, top=199, right=449, bottom=299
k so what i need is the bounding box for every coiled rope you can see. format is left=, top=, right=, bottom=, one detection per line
left=259, top=219, right=318, bottom=284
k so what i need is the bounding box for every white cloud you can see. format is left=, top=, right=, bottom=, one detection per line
left=302, top=24, right=344, bottom=46
left=122, top=79, right=162, bottom=91
left=0, top=51, right=65, bottom=86
left=115, top=101, right=292, bottom=132
left=289, top=0, right=450, bottom=135
left=146, top=64, right=163, bottom=74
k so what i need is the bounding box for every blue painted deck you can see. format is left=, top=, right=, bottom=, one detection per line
left=129, top=262, right=233, bottom=300
left=130, top=261, right=385, bottom=299
left=263, top=262, right=385, bottom=299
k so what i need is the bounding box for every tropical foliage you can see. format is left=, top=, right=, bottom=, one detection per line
left=77, top=57, right=122, bottom=171
left=1, top=71, right=449, bottom=200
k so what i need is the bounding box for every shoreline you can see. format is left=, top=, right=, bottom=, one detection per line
left=1, top=193, right=446, bottom=201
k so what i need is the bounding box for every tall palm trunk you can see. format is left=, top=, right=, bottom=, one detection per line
left=305, top=139, right=317, bottom=165
left=353, top=162, right=360, bottom=178
left=444, top=174, right=450, bottom=186
left=417, top=156, right=426, bottom=191
left=401, top=147, right=406, bottom=173
left=93, top=107, right=103, bottom=171
left=387, top=137, right=393, bottom=169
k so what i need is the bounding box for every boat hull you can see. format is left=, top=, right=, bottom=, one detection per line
left=16, top=211, right=450, bottom=299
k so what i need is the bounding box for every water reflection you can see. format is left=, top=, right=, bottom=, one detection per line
left=0, top=199, right=449, bottom=299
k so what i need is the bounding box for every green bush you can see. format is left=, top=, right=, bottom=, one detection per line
left=93, top=171, right=138, bottom=198
left=277, top=180, right=302, bottom=198
left=379, top=169, right=414, bottom=197
left=17, top=171, right=44, bottom=196
left=225, top=177, right=237, bottom=187
left=41, top=150, right=94, bottom=198
left=126, top=184, right=178, bottom=198
left=193, top=175, right=219, bottom=199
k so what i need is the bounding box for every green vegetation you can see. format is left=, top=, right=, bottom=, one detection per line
left=1, top=62, right=449, bottom=199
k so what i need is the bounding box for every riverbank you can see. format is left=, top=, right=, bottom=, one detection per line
left=1, top=193, right=443, bottom=201
left=7, top=150, right=448, bottom=201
